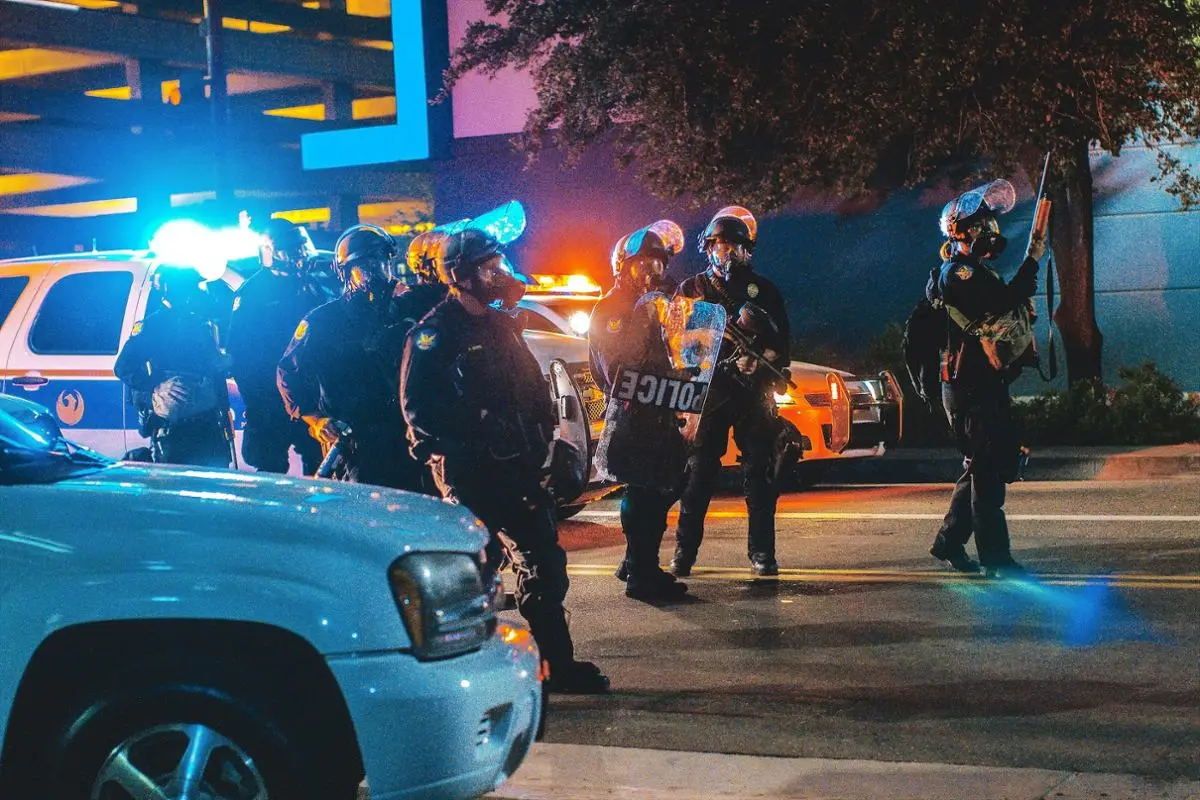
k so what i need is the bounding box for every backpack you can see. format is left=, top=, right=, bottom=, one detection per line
left=902, top=298, right=947, bottom=409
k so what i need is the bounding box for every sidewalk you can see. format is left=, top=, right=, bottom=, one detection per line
left=811, top=443, right=1200, bottom=484
left=489, top=743, right=1200, bottom=800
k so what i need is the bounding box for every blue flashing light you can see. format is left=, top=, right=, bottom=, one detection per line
left=300, top=0, right=430, bottom=169
left=149, top=220, right=262, bottom=281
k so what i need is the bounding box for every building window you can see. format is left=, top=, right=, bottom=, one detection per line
left=29, top=271, right=133, bottom=355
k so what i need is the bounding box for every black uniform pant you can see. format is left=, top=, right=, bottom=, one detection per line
left=434, top=458, right=575, bottom=670
left=153, top=414, right=230, bottom=469
left=620, top=485, right=676, bottom=580
left=242, top=404, right=322, bottom=475
left=934, top=380, right=1018, bottom=567
left=675, top=390, right=780, bottom=563
left=330, top=423, right=431, bottom=495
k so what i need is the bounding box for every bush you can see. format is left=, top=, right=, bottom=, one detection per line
left=1014, top=361, right=1200, bottom=446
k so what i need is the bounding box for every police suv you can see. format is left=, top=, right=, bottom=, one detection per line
left=0, top=250, right=610, bottom=512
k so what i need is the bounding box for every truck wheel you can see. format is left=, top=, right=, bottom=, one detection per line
left=44, top=668, right=351, bottom=800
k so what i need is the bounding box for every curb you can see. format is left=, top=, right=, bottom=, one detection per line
left=487, top=743, right=1200, bottom=800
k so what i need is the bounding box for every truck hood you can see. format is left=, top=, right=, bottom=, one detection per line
left=3, top=462, right=488, bottom=560
left=522, top=329, right=590, bottom=366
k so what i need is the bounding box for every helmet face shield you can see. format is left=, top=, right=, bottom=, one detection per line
left=939, top=179, right=1016, bottom=238
left=614, top=220, right=682, bottom=288
left=713, top=205, right=757, bottom=242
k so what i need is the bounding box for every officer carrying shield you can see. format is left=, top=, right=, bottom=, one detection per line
left=590, top=221, right=691, bottom=602
left=927, top=179, right=1044, bottom=579
left=671, top=206, right=791, bottom=577
left=226, top=218, right=324, bottom=474
left=276, top=224, right=425, bottom=491
left=115, top=267, right=232, bottom=467
left=400, top=228, right=610, bottom=694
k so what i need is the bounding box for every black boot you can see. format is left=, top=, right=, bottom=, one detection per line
left=930, top=538, right=981, bottom=574
left=544, top=659, right=611, bottom=694
left=626, top=568, right=688, bottom=603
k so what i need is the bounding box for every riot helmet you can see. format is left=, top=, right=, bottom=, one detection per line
left=405, top=229, right=448, bottom=286
left=437, top=229, right=526, bottom=310
left=612, top=219, right=684, bottom=294
left=698, top=210, right=754, bottom=278
left=259, top=218, right=316, bottom=276
left=333, top=224, right=398, bottom=298
left=152, top=266, right=207, bottom=311
left=938, top=179, right=1015, bottom=260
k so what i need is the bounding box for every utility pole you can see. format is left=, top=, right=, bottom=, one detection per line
left=202, top=0, right=229, bottom=216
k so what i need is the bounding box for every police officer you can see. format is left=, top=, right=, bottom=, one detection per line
left=277, top=224, right=424, bottom=491
left=115, top=267, right=233, bottom=467
left=590, top=221, right=690, bottom=602
left=392, top=228, right=451, bottom=329
left=226, top=218, right=324, bottom=474
left=671, top=206, right=791, bottom=577
left=927, top=179, right=1044, bottom=578
left=400, top=228, right=610, bottom=694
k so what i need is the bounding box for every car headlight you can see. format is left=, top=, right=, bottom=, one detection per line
left=773, top=392, right=795, bottom=405
left=389, top=553, right=495, bottom=660
left=568, top=310, right=591, bottom=336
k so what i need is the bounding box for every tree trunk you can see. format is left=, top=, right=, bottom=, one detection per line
left=1049, top=140, right=1103, bottom=383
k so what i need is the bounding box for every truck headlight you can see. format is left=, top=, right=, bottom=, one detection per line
left=773, top=392, right=795, bottom=405
left=389, top=553, right=495, bottom=660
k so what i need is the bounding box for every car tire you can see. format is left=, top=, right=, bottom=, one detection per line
left=41, top=663, right=353, bottom=800
left=557, top=502, right=587, bottom=520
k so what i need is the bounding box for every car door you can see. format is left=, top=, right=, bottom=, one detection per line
left=3, top=259, right=149, bottom=457
left=0, top=263, right=47, bottom=394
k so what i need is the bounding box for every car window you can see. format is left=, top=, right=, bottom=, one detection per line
left=29, top=271, right=134, bottom=355
left=0, top=275, right=30, bottom=329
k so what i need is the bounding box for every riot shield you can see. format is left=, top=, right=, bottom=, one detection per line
left=544, top=358, right=590, bottom=504
left=594, top=293, right=727, bottom=491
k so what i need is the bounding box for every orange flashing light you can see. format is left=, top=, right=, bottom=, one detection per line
left=527, top=273, right=602, bottom=295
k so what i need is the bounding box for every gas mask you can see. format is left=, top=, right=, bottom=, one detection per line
left=469, top=255, right=526, bottom=311
left=707, top=239, right=751, bottom=279
left=624, top=255, right=668, bottom=295
left=967, top=216, right=1007, bottom=260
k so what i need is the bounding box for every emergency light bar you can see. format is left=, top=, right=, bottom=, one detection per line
left=527, top=274, right=603, bottom=295
left=148, top=219, right=262, bottom=281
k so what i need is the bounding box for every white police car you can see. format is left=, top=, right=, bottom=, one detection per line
left=0, top=249, right=610, bottom=512
left=0, top=404, right=541, bottom=799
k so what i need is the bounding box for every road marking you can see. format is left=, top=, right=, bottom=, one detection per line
left=566, top=564, right=1200, bottom=590
left=575, top=511, right=1200, bottom=523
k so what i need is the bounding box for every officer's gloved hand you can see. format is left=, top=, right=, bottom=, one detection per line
left=1026, top=230, right=1047, bottom=261
left=303, top=415, right=342, bottom=448
left=735, top=354, right=759, bottom=375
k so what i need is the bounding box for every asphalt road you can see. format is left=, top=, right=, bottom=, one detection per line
left=527, top=476, right=1200, bottom=781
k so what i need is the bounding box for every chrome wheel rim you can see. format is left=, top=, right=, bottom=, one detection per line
left=91, top=722, right=268, bottom=800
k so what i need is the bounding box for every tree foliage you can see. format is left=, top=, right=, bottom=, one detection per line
left=446, top=0, right=1200, bottom=210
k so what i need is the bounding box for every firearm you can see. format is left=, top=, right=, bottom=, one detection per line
left=315, top=420, right=352, bottom=479
left=219, top=379, right=239, bottom=470
left=721, top=303, right=797, bottom=391
left=1032, top=153, right=1052, bottom=245
left=1031, top=152, right=1058, bottom=380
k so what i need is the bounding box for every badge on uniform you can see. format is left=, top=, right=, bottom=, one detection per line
left=232, top=296, right=241, bottom=312
left=415, top=328, right=438, bottom=351
left=954, top=265, right=974, bottom=281
left=292, top=319, right=309, bottom=342
left=130, top=320, right=143, bottom=336
left=747, top=283, right=760, bottom=298
left=606, top=317, right=622, bottom=333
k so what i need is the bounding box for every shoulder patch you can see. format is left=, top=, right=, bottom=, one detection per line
left=292, top=319, right=309, bottom=342
left=606, top=316, right=622, bottom=333
left=232, top=296, right=241, bottom=312
left=954, top=264, right=974, bottom=281
left=746, top=282, right=760, bottom=298
left=414, top=328, right=438, bottom=351
left=130, top=320, right=143, bottom=336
